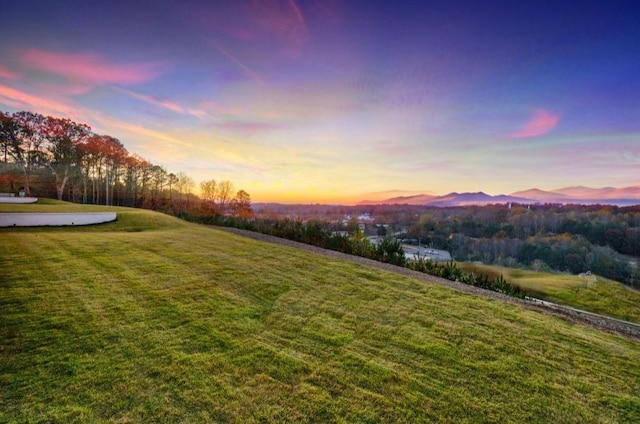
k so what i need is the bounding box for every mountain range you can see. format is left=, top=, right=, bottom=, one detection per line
left=356, top=185, right=640, bottom=207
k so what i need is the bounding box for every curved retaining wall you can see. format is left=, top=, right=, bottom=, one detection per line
left=0, top=212, right=117, bottom=227
left=0, top=197, right=39, bottom=204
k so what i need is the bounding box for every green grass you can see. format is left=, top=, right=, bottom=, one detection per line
left=458, top=262, right=640, bottom=323
left=1, top=201, right=639, bottom=422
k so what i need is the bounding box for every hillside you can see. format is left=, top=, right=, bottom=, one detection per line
left=1, top=201, right=639, bottom=422
left=457, top=263, right=640, bottom=323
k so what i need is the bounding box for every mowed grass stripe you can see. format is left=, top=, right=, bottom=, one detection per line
left=1, top=203, right=639, bottom=422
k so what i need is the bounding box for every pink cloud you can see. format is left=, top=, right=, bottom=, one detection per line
left=115, top=87, right=183, bottom=113
left=509, top=109, right=559, bottom=138
left=187, top=108, right=208, bottom=120
left=21, top=49, right=163, bottom=85
left=251, top=0, right=308, bottom=49
left=0, top=65, right=19, bottom=80
left=94, top=113, right=193, bottom=148
left=193, top=0, right=308, bottom=51
left=288, top=0, right=307, bottom=32
left=0, top=84, right=78, bottom=117
left=114, top=87, right=208, bottom=120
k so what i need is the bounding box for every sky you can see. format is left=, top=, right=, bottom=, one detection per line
left=1, top=0, right=639, bottom=203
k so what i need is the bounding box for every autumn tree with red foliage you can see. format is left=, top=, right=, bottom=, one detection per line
left=0, top=110, right=252, bottom=218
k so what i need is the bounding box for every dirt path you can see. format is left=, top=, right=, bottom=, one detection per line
left=214, top=226, right=640, bottom=341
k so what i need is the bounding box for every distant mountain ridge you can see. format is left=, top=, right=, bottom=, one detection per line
left=357, top=185, right=640, bottom=207
left=358, top=194, right=435, bottom=205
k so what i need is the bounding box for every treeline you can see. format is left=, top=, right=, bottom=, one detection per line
left=405, top=204, right=639, bottom=286
left=0, top=110, right=252, bottom=218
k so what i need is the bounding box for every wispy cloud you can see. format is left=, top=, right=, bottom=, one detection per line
left=211, top=42, right=264, bottom=84
left=287, top=0, right=307, bottom=37
left=232, top=0, right=308, bottom=47
left=257, top=0, right=308, bottom=49
left=113, top=87, right=208, bottom=120
left=187, top=108, right=208, bottom=120
left=0, top=84, right=193, bottom=153
left=97, top=115, right=193, bottom=148
left=21, top=49, right=164, bottom=85
left=116, top=87, right=183, bottom=113
left=509, top=109, right=559, bottom=138
left=189, top=0, right=309, bottom=54
left=0, top=84, right=79, bottom=117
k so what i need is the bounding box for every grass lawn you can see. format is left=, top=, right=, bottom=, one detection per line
left=458, top=262, right=640, bottom=323
left=1, top=201, right=639, bottom=422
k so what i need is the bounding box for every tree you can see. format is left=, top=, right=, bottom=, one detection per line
left=122, top=154, right=144, bottom=207
left=2, top=111, right=48, bottom=196
left=149, top=165, right=167, bottom=206
left=0, top=111, right=18, bottom=163
left=44, top=116, right=91, bottom=200
left=167, top=173, right=178, bottom=201
left=78, top=135, right=98, bottom=203
left=216, top=180, right=234, bottom=214
left=78, top=134, right=128, bottom=205
left=350, top=229, right=374, bottom=258
left=231, top=189, right=253, bottom=219
left=200, top=179, right=217, bottom=203
left=176, top=172, right=195, bottom=211
left=374, top=237, right=406, bottom=266
left=102, top=136, right=128, bottom=206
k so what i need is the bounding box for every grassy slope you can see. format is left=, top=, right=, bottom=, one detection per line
left=1, top=201, right=639, bottom=423
left=458, top=263, right=640, bottom=323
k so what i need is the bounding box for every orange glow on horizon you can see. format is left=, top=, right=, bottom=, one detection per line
left=248, top=189, right=365, bottom=205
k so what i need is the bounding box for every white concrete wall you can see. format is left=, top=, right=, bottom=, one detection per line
left=0, top=212, right=117, bottom=227
left=0, top=197, right=39, bottom=204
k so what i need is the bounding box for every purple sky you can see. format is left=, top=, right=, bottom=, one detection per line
left=1, top=0, right=639, bottom=203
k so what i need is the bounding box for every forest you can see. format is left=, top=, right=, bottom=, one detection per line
left=248, top=202, right=640, bottom=287
left=0, top=110, right=252, bottom=218
left=400, top=203, right=639, bottom=286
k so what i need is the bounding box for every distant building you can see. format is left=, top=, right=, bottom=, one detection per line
left=358, top=213, right=375, bottom=223
left=342, top=213, right=375, bottom=226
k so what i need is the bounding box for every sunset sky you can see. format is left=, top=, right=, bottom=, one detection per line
left=1, top=1, right=639, bottom=203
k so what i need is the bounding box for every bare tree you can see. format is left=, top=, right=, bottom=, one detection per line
left=176, top=172, right=195, bottom=210
left=150, top=165, right=167, bottom=206
left=200, top=179, right=217, bottom=204
left=167, top=173, right=178, bottom=202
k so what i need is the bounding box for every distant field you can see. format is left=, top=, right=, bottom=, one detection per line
left=458, top=262, right=640, bottom=323
left=1, top=200, right=639, bottom=422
